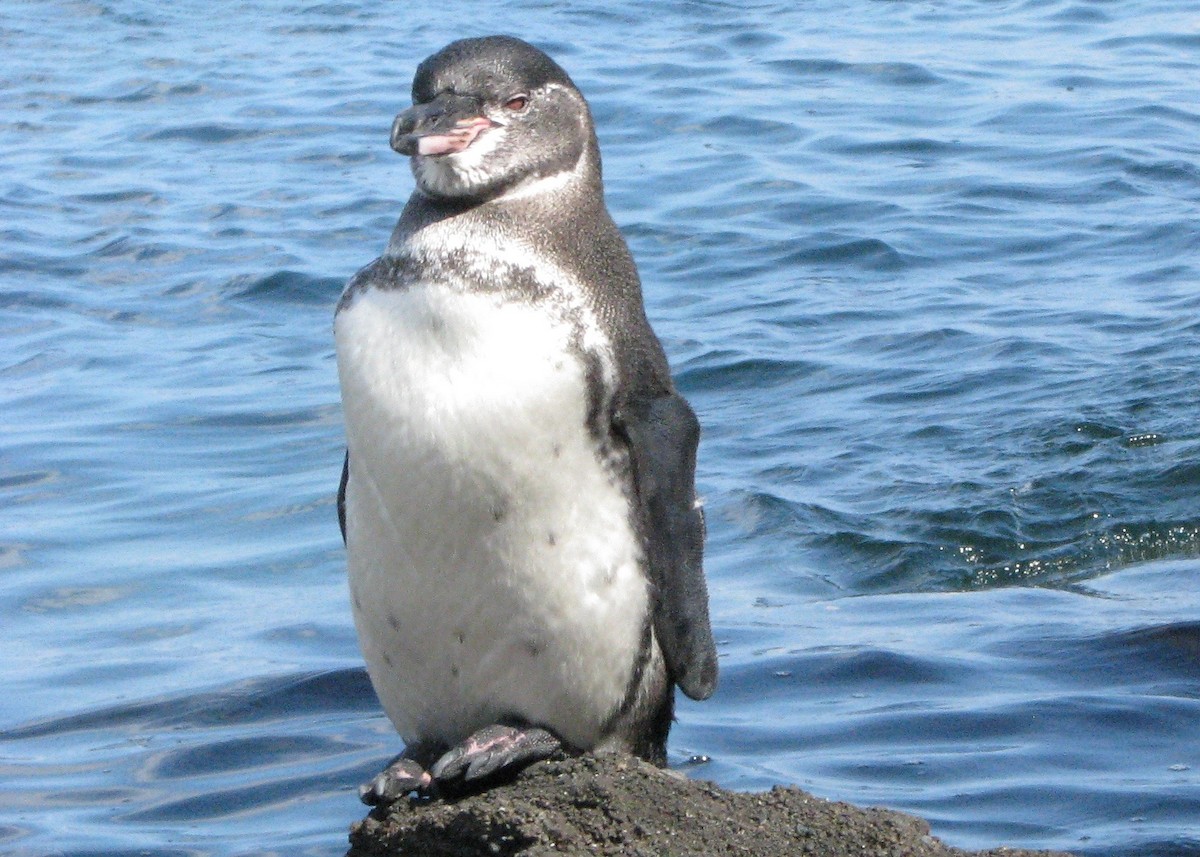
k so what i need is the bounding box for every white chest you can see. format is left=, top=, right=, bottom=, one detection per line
left=334, top=282, right=648, bottom=750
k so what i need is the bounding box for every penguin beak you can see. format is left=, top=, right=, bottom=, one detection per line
left=390, top=93, right=495, bottom=157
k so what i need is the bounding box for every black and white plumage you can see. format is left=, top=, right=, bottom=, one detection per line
left=334, top=35, right=717, bottom=802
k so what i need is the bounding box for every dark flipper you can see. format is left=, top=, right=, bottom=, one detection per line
left=619, top=394, right=718, bottom=701
left=338, top=450, right=349, bottom=545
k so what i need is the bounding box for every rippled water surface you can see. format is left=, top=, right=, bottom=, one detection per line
left=3, top=1, right=1199, bottom=855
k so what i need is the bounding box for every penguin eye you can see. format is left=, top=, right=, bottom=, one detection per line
left=503, top=94, right=529, bottom=111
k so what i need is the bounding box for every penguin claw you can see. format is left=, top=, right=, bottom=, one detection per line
left=430, top=724, right=561, bottom=786
left=358, top=756, right=432, bottom=806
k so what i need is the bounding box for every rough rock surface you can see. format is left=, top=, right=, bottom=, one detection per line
left=346, top=753, right=1075, bottom=857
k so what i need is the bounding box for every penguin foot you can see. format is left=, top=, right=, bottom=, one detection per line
left=359, top=754, right=433, bottom=806
left=359, top=726, right=562, bottom=805
left=430, top=724, right=561, bottom=787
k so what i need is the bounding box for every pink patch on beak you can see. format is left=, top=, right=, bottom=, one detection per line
left=416, top=117, right=494, bottom=156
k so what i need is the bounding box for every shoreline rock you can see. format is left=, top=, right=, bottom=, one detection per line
left=346, top=753, right=1075, bottom=857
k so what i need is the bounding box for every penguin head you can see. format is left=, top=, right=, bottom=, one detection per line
left=392, top=36, right=599, bottom=202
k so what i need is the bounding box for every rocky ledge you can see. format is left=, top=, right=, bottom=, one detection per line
left=347, top=753, right=1075, bottom=857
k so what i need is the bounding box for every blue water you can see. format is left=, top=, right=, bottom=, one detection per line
left=3, top=1, right=1199, bottom=855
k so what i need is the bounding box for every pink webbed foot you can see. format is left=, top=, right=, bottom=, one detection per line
left=359, top=725, right=562, bottom=806
left=359, top=755, right=432, bottom=806
left=430, top=724, right=561, bottom=787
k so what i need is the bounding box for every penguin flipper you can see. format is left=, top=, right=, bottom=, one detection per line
left=620, top=394, right=718, bottom=701
left=336, top=256, right=396, bottom=548
left=337, top=450, right=349, bottom=545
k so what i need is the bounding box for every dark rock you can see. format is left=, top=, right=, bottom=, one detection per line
left=346, top=753, right=1075, bottom=857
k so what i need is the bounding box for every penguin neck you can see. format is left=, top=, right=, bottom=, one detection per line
left=387, top=142, right=607, bottom=261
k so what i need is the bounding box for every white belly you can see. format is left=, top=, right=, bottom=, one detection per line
left=334, top=282, right=648, bottom=750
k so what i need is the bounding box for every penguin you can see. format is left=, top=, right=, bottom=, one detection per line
left=334, top=35, right=717, bottom=804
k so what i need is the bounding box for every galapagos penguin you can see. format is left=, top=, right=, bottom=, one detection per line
left=334, top=35, right=717, bottom=803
